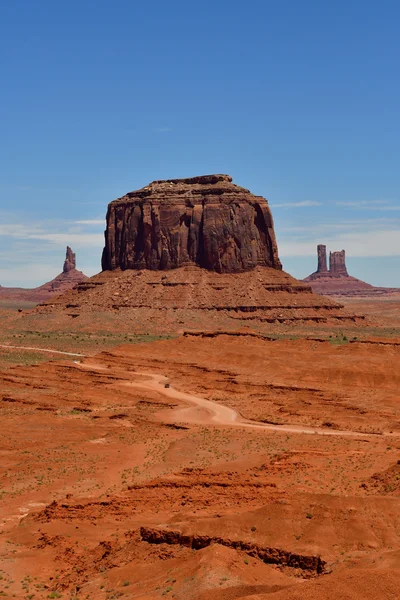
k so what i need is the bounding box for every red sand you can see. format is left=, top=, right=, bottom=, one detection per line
left=0, top=333, right=400, bottom=598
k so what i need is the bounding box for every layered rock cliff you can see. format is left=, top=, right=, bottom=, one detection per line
left=101, top=174, right=281, bottom=273
left=34, top=213, right=364, bottom=329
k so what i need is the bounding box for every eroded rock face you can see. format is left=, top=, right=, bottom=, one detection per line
left=63, top=246, right=76, bottom=273
left=329, top=250, right=348, bottom=275
left=317, top=244, right=328, bottom=273
left=101, top=174, right=281, bottom=273
left=303, top=245, right=400, bottom=297
left=306, top=245, right=350, bottom=280
left=0, top=246, right=88, bottom=303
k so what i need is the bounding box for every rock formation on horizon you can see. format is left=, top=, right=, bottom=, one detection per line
left=101, top=174, right=282, bottom=274
left=0, top=246, right=88, bottom=304
left=304, top=245, right=399, bottom=297
left=329, top=249, right=348, bottom=276
left=312, top=245, right=349, bottom=278
left=316, top=244, right=328, bottom=274
left=39, top=246, right=88, bottom=294
left=33, top=183, right=364, bottom=329
left=63, top=246, right=76, bottom=273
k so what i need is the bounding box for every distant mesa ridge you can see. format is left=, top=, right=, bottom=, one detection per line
left=101, top=174, right=282, bottom=274
left=304, top=244, right=399, bottom=297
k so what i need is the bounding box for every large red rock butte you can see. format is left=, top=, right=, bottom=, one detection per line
left=101, top=174, right=281, bottom=273
left=304, top=244, right=400, bottom=297
left=34, top=178, right=363, bottom=329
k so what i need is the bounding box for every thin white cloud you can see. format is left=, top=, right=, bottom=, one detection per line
left=272, top=201, right=323, bottom=208
left=279, top=217, right=400, bottom=236
left=0, top=224, right=103, bottom=248
left=0, top=264, right=63, bottom=287
left=272, top=199, right=400, bottom=210
left=0, top=217, right=104, bottom=286
left=335, top=200, right=392, bottom=207
left=365, top=206, right=400, bottom=211
left=0, top=216, right=105, bottom=286
left=335, top=200, right=400, bottom=210
left=74, top=219, right=105, bottom=226
left=277, top=222, right=400, bottom=258
left=16, top=186, right=34, bottom=192
left=29, top=232, right=104, bottom=247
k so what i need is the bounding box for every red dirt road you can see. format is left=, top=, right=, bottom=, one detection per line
left=79, top=362, right=396, bottom=438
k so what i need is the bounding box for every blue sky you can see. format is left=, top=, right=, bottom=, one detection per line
left=1, top=0, right=399, bottom=287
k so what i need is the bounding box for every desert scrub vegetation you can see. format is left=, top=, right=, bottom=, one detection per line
left=0, top=350, right=53, bottom=367
left=0, top=329, right=175, bottom=354
left=328, top=333, right=349, bottom=345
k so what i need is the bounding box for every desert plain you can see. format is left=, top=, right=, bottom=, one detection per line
left=0, top=293, right=399, bottom=600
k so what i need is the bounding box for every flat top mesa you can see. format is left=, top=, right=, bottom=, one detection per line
left=101, top=174, right=281, bottom=273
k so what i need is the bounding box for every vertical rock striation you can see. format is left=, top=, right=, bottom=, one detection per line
left=306, top=245, right=349, bottom=280
left=317, top=244, right=328, bottom=273
left=329, top=250, right=348, bottom=276
left=302, top=245, right=399, bottom=296
left=0, top=246, right=88, bottom=302
left=63, top=247, right=76, bottom=273
left=101, top=174, right=281, bottom=274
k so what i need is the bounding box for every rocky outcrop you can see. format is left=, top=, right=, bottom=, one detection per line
left=310, top=245, right=348, bottom=278
left=101, top=174, right=281, bottom=273
left=304, top=245, right=400, bottom=297
left=30, top=207, right=364, bottom=330
left=0, top=247, right=88, bottom=304
left=317, top=244, right=328, bottom=273
left=37, top=247, right=87, bottom=295
left=63, top=246, right=76, bottom=273
left=329, top=250, right=348, bottom=275
left=35, top=265, right=364, bottom=330
left=139, top=526, right=327, bottom=575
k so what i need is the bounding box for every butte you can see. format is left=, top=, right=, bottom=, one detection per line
left=304, top=245, right=400, bottom=298
left=33, top=175, right=362, bottom=332
left=0, top=246, right=88, bottom=305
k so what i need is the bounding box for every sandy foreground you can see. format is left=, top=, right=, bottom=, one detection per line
left=0, top=333, right=400, bottom=599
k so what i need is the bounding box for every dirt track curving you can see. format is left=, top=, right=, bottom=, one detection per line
left=0, top=344, right=85, bottom=357
left=77, top=361, right=390, bottom=439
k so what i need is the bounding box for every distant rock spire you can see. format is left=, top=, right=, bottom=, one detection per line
left=317, top=244, right=328, bottom=273
left=329, top=250, right=348, bottom=276
left=63, top=246, right=76, bottom=273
